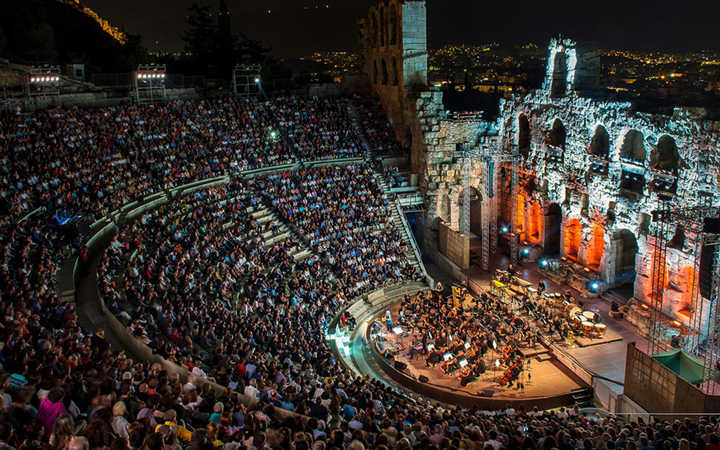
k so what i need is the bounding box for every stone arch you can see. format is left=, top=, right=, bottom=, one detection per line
left=549, top=118, right=566, bottom=149
left=589, top=125, right=610, bottom=158
left=550, top=51, right=568, bottom=98
left=527, top=201, right=542, bottom=244
left=371, top=14, right=378, bottom=46
left=373, top=60, right=378, bottom=85
left=564, top=218, right=582, bottom=259
left=390, top=4, right=398, bottom=45
left=544, top=203, right=562, bottom=256
left=652, top=135, right=681, bottom=175
left=392, top=57, right=399, bottom=86
left=518, top=114, right=530, bottom=159
left=381, top=59, right=389, bottom=85
left=612, top=229, right=639, bottom=291
left=620, top=130, right=646, bottom=163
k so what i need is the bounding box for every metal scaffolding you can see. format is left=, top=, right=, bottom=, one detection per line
left=133, top=64, right=167, bottom=103
left=454, top=143, right=520, bottom=271
left=649, top=203, right=720, bottom=392
left=27, top=66, right=61, bottom=97
left=232, top=64, right=263, bottom=97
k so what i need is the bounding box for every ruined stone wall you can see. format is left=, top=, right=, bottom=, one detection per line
left=490, top=40, right=720, bottom=326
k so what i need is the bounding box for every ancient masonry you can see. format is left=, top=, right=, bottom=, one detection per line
left=363, top=1, right=720, bottom=331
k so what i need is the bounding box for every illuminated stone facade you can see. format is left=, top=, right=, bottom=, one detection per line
left=363, top=4, right=720, bottom=327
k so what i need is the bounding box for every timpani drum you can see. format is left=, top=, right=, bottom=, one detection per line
left=594, top=323, right=607, bottom=338
left=582, top=321, right=594, bottom=334
left=582, top=311, right=595, bottom=321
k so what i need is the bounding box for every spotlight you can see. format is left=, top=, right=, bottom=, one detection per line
left=589, top=281, right=599, bottom=292
left=501, top=225, right=510, bottom=233
left=494, top=359, right=500, bottom=367
left=522, top=248, right=530, bottom=256
left=254, top=76, right=261, bottom=83
left=539, top=258, right=548, bottom=268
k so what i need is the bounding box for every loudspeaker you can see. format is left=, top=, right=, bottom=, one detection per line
left=418, top=375, right=429, bottom=383
left=699, top=243, right=718, bottom=298
left=393, top=361, right=407, bottom=372
left=704, top=217, right=720, bottom=234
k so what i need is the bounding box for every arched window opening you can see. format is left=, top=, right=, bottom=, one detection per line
left=549, top=119, right=566, bottom=149
left=546, top=119, right=565, bottom=163
left=589, top=126, right=610, bottom=158
left=652, top=135, right=680, bottom=175
left=651, top=135, right=680, bottom=194
left=550, top=51, right=568, bottom=98
left=620, top=130, right=646, bottom=163
left=381, top=59, right=388, bottom=85
left=373, top=60, right=378, bottom=85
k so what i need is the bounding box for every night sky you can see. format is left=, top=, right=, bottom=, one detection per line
left=83, top=0, right=720, bottom=56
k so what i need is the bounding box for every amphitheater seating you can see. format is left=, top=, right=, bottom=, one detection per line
left=0, top=95, right=694, bottom=450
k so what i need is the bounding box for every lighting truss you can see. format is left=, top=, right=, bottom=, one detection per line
left=28, top=66, right=61, bottom=97
left=133, top=64, right=167, bottom=103
left=649, top=202, right=720, bottom=393
left=453, top=143, right=521, bottom=271
left=232, top=64, right=263, bottom=97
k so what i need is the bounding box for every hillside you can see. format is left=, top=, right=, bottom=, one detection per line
left=0, top=0, right=145, bottom=73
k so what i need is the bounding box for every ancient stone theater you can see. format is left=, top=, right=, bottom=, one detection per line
left=361, top=0, right=720, bottom=414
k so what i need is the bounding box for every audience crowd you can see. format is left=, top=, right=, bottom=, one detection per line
left=2, top=95, right=714, bottom=450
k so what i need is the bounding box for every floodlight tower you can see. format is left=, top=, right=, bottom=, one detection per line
left=133, top=64, right=167, bottom=103
left=27, top=65, right=61, bottom=97
left=232, top=64, right=264, bottom=97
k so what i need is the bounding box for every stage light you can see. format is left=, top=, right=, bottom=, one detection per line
left=501, top=225, right=510, bottom=233
left=522, top=248, right=530, bottom=256
left=270, top=131, right=277, bottom=139
left=492, top=339, right=497, bottom=349
left=589, top=281, right=599, bottom=292
left=494, top=359, right=500, bottom=367
left=539, top=258, right=548, bottom=268
left=254, top=76, right=261, bottom=83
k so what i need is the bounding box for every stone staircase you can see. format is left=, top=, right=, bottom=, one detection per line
left=374, top=173, right=432, bottom=285
left=250, top=207, right=312, bottom=262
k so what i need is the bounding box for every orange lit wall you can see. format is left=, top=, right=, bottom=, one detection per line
left=586, top=222, right=604, bottom=270
left=516, top=192, right=526, bottom=238
left=564, top=218, right=582, bottom=259
left=677, top=265, right=697, bottom=313
left=527, top=202, right=542, bottom=244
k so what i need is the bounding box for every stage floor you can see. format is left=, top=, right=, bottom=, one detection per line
left=379, top=299, right=585, bottom=402
left=464, top=259, right=650, bottom=392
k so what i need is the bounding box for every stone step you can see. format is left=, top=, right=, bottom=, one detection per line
left=293, top=249, right=312, bottom=261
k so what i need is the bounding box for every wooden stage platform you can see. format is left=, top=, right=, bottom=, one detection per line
left=380, top=325, right=583, bottom=402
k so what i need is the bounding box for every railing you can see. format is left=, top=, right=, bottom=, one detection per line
left=394, top=200, right=433, bottom=286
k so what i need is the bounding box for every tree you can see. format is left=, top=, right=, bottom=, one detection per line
left=182, top=3, right=217, bottom=73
